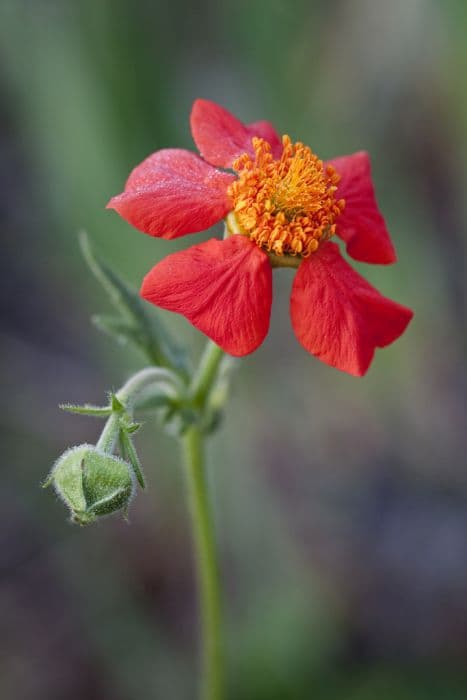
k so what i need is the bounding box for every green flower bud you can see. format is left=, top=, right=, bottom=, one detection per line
left=44, top=444, right=135, bottom=525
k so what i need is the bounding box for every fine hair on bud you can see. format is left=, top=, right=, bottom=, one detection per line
left=44, top=444, right=135, bottom=525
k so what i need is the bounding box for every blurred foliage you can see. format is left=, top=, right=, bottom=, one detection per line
left=1, top=0, right=466, bottom=698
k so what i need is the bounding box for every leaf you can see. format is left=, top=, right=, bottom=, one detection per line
left=119, top=429, right=146, bottom=489
left=79, top=231, right=189, bottom=373
left=91, top=314, right=142, bottom=346
left=60, top=403, right=113, bottom=417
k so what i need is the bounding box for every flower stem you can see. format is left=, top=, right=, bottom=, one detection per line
left=182, top=426, right=223, bottom=700
left=94, top=367, right=184, bottom=454
left=182, top=340, right=225, bottom=700
left=95, top=412, right=121, bottom=453
left=190, top=341, right=225, bottom=406
left=117, top=367, right=185, bottom=407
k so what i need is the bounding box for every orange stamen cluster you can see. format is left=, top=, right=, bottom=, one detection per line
left=228, top=135, right=345, bottom=257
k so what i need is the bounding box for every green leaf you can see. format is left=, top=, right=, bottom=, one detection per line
left=119, top=429, right=146, bottom=489
left=91, top=314, right=142, bottom=346
left=79, top=232, right=189, bottom=373
left=60, top=403, right=113, bottom=417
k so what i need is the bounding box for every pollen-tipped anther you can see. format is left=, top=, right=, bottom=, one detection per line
left=228, top=136, right=345, bottom=257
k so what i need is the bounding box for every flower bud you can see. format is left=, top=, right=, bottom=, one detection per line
left=44, top=444, right=135, bottom=525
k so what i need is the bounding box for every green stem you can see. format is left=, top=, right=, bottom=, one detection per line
left=182, top=426, right=223, bottom=700
left=190, top=341, right=225, bottom=406
left=96, top=367, right=184, bottom=453
left=117, top=366, right=185, bottom=408
left=181, top=339, right=226, bottom=700
left=95, top=412, right=121, bottom=453
left=99, top=346, right=226, bottom=700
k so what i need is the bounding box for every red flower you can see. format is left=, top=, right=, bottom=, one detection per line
left=108, top=99, right=413, bottom=376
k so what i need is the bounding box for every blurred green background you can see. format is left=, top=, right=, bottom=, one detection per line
left=1, top=0, right=467, bottom=698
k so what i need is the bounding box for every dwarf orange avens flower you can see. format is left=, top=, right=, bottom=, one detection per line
left=108, top=99, right=413, bottom=376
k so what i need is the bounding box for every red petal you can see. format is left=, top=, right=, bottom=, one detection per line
left=190, top=99, right=282, bottom=168
left=141, top=236, right=272, bottom=356
left=327, top=151, right=397, bottom=265
left=107, top=149, right=234, bottom=239
left=290, top=242, right=413, bottom=376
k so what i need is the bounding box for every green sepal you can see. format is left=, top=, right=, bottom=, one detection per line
left=42, top=472, right=54, bottom=489
left=83, top=486, right=130, bottom=519
left=126, top=422, right=142, bottom=434
left=119, top=429, right=146, bottom=489
left=111, top=393, right=125, bottom=413
left=45, top=444, right=135, bottom=525
left=60, top=403, right=113, bottom=417
left=81, top=455, right=132, bottom=517
left=79, top=232, right=189, bottom=374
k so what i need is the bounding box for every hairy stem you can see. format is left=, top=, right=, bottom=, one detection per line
left=96, top=367, right=184, bottom=452
left=117, top=366, right=185, bottom=407
left=182, top=426, right=223, bottom=700
left=95, top=413, right=121, bottom=453
left=183, top=340, right=225, bottom=700
left=190, top=341, right=225, bottom=406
